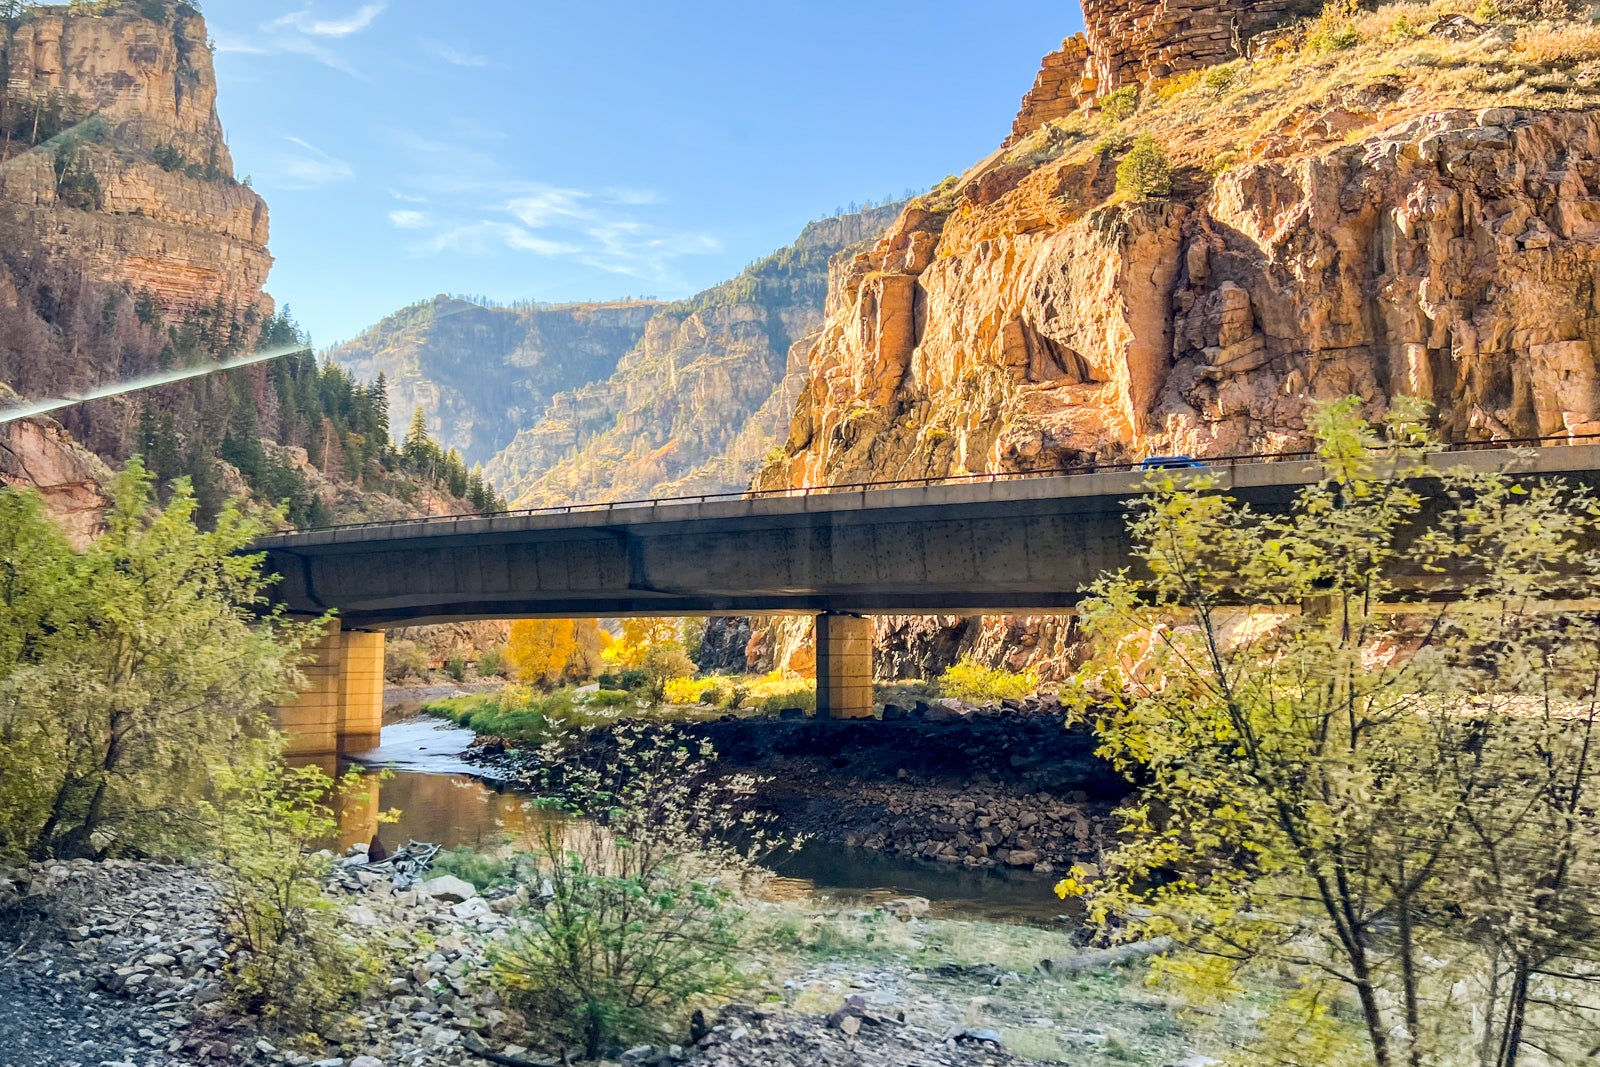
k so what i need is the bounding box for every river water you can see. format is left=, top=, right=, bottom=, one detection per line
left=344, top=719, right=1068, bottom=924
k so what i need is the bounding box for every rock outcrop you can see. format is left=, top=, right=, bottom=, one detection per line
left=0, top=1, right=273, bottom=314
left=0, top=384, right=111, bottom=546
left=763, top=17, right=1600, bottom=489
left=751, top=3, right=1600, bottom=679
left=1008, top=0, right=1320, bottom=147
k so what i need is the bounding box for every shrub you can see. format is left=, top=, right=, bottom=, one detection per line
left=586, top=688, right=631, bottom=708
left=641, top=642, right=697, bottom=702
left=742, top=672, right=816, bottom=715
left=1305, top=0, right=1363, bottom=52
left=1206, top=149, right=1243, bottom=178
left=1202, top=62, right=1238, bottom=94
left=1153, top=69, right=1204, bottom=101
left=939, top=658, right=1039, bottom=703
left=493, top=726, right=775, bottom=1057
left=426, top=686, right=576, bottom=745
left=598, top=669, right=647, bottom=691
left=385, top=638, right=430, bottom=684
left=663, top=676, right=709, bottom=705
left=212, top=762, right=381, bottom=1035
left=443, top=653, right=467, bottom=682
left=429, top=845, right=526, bottom=891
left=1116, top=135, right=1174, bottom=200
left=476, top=645, right=509, bottom=678
left=1099, top=85, right=1139, bottom=123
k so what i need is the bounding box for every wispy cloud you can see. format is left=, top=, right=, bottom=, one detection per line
left=269, top=136, right=356, bottom=189
left=428, top=41, right=490, bottom=68
left=213, top=3, right=384, bottom=75
left=272, top=3, right=386, bottom=38
left=389, top=166, right=718, bottom=282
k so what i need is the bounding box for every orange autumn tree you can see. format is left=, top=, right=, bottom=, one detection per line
left=507, top=619, right=605, bottom=688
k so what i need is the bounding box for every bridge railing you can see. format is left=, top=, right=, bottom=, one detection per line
left=290, top=432, right=1600, bottom=536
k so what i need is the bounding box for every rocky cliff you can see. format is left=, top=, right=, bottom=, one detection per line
left=0, top=1, right=483, bottom=531
left=742, top=0, right=1600, bottom=680
left=0, top=1, right=272, bottom=314
left=331, top=297, right=664, bottom=467
left=760, top=2, right=1600, bottom=490
left=483, top=205, right=903, bottom=507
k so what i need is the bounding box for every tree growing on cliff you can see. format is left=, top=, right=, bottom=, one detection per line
left=0, top=461, right=324, bottom=860
left=1064, top=398, right=1600, bottom=1067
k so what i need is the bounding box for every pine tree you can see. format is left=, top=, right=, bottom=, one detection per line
left=402, top=408, right=433, bottom=466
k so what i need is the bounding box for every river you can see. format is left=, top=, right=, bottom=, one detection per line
left=343, top=718, right=1069, bottom=924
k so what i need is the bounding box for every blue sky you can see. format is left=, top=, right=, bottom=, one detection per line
left=204, top=2, right=1079, bottom=347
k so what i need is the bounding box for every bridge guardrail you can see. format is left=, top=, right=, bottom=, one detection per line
left=284, top=432, right=1600, bottom=537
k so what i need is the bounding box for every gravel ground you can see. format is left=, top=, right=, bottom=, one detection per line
left=0, top=856, right=1208, bottom=1067
left=0, top=861, right=243, bottom=1067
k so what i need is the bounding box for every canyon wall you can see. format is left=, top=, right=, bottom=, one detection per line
left=763, top=24, right=1600, bottom=491
left=0, top=1, right=273, bottom=314
left=1007, top=0, right=1319, bottom=147
left=474, top=205, right=902, bottom=506
left=331, top=298, right=665, bottom=467
left=747, top=3, right=1600, bottom=680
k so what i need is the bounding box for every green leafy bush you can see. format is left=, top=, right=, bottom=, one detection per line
left=586, top=688, right=631, bottom=708
left=1306, top=0, right=1363, bottom=52
left=429, top=845, right=526, bottom=891
left=494, top=726, right=775, bottom=1056
left=641, top=643, right=697, bottom=701
left=1116, top=135, right=1174, bottom=200
left=0, top=463, right=318, bottom=861
left=443, top=653, right=468, bottom=682
left=1099, top=85, right=1139, bottom=123
left=384, top=638, right=430, bottom=684
left=212, top=762, right=382, bottom=1035
left=938, top=658, right=1039, bottom=703
left=598, top=669, right=647, bottom=691
left=476, top=645, right=509, bottom=678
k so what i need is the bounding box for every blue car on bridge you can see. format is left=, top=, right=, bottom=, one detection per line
left=1139, top=455, right=1207, bottom=471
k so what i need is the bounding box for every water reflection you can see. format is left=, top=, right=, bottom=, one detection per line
left=338, top=719, right=1068, bottom=925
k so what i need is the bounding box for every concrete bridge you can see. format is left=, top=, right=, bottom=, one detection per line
left=257, top=443, right=1600, bottom=755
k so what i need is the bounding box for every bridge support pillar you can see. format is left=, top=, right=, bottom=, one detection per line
left=275, top=622, right=385, bottom=757
left=816, top=613, right=873, bottom=719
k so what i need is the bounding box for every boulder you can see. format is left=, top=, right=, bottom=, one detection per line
left=419, top=875, right=478, bottom=903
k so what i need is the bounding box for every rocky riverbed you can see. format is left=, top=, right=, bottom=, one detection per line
left=467, top=701, right=1130, bottom=873
left=0, top=848, right=1221, bottom=1067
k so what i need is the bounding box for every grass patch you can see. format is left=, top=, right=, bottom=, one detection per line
left=428, top=845, right=527, bottom=891
left=1515, top=22, right=1600, bottom=66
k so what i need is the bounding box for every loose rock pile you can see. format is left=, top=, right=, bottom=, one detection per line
left=677, top=1004, right=1042, bottom=1067
left=0, top=859, right=238, bottom=1067
left=843, top=787, right=1109, bottom=872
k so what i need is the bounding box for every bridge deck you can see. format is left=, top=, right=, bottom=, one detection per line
left=255, top=445, right=1600, bottom=628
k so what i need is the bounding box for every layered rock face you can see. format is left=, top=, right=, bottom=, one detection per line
left=0, top=384, right=111, bottom=546
left=1008, top=0, right=1318, bottom=146
left=764, top=60, right=1600, bottom=491
left=750, top=3, right=1600, bottom=679
left=0, top=1, right=272, bottom=314
left=480, top=205, right=902, bottom=506
left=332, top=298, right=664, bottom=467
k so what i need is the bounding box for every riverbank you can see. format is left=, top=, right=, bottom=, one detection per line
left=0, top=856, right=1232, bottom=1067
left=460, top=701, right=1130, bottom=874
